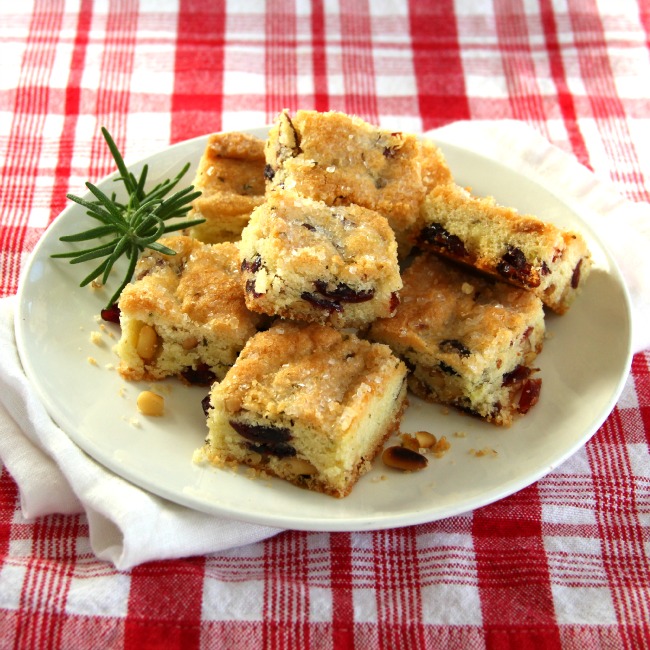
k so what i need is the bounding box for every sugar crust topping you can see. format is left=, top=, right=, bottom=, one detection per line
left=215, top=322, right=406, bottom=435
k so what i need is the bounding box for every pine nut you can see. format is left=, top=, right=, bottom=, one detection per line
left=400, top=433, right=420, bottom=452
left=224, top=397, right=241, bottom=413
left=284, top=458, right=317, bottom=476
left=137, top=390, right=164, bottom=416
left=182, top=336, right=199, bottom=350
left=382, top=445, right=428, bottom=471
left=415, top=431, right=437, bottom=449
left=136, top=324, right=159, bottom=360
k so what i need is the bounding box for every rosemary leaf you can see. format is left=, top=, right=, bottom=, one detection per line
left=57, top=225, right=117, bottom=242
left=146, top=241, right=180, bottom=255
left=105, top=252, right=140, bottom=308
left=68, top=242, right=122, bottom=264
left=80, top=257, right=111, bottom=288
left=52, top=127, right=204, bottom=309
left=159, top=219, right=206, bottom=234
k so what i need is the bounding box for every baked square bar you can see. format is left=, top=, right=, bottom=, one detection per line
left=196, top=321, right=408, bottom=498
left=368, top=253, right=545, bottom=426
left=186, top=132, right=266, bottom=243
left=117, top=236, right=265, bottom=383
left=239, top=189, right=402, bottom=328
left=413, top=183, right=592, bottom=314
left=264, top=109, right=427, bottom=253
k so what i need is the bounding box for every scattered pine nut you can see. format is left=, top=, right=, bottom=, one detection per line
left=414, top=431, right=437, bottom=449
left=137, top=390, right=165, bottom=416
left=382, top=446, right=428, bottom=471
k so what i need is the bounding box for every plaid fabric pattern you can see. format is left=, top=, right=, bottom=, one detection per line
left=1, top=1, right=649, bottom=647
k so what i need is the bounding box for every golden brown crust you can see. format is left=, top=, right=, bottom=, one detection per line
left=117, top=236, right=264, bottom=381
left=217, top=321, right=405, bottom=433
left=207, top=385, right=407, bottom=498
left=371, top=255, right=543, bottom=361
left=187, top=132, right=266, bottom=243
left=368, top=253, right=545, bottom=426
left=414, top=183, right=592, bottom=313
left=265, top=110, right=426, bottom=238
left=119, top=236, right=253, bottom=331
left=239, top=189, right=402, bottom=328
left=200, top=321, right=409, bottom=497
left=205, top=131, right=266, bottom=160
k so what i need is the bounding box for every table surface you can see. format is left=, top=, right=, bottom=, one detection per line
left=1, top=2, right=649, bottom=648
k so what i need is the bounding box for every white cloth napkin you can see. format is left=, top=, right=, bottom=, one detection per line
left=0, top=297, right=282, bottom=570
left=429, top=120, right=650, bottom=354
left=0, top=120, right=648, bottom=571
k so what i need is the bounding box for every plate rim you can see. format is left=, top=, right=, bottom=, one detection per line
left=14, top=127, right=634, bottom=531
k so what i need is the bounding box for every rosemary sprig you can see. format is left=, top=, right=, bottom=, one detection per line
left=51, top=127, right=204, bottom=308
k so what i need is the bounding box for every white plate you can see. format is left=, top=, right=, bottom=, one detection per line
left=15, top=128, right=633, bottom=531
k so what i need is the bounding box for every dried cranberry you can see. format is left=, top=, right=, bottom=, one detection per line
left=314, top=280, right=375, bottom=303
left=439, top=361, right=459, bottom=376
left=571, top=259, right=583, bottom=289
left=389, top=291, right=400, bottom=313
left=454, top=402, right=483, bottom=418
left=503, top=246, right=527, bottom=270
left=439, top=339, right=471, bottom=358
left=419, top=222, right=468, bottom=258
left=382, top=136, right=401, bottom=158
left=403, top=356, right=416, bottom=372
left=502, top=365, right=532, bottom=386
left=518, top=378, right=542, bottom=413
left=201, top=394, right=212, bottom=417
left=247, top=442, right=296, bottom=458
left=496, top=246, right=539, bottom=287
left=541, top=261, right=551, bottom=276
left=100, top=303, right=121, bottom=324
left=181, top=364, right=216, bottom=386
left=230, top=420, right=296, bottom=458
left=241, top=255, right=262, bottom=273
left=301, top=291, right=343, bottom=313
left=229, top=420, right=292, bottom=444
left=245, top=278, right=263, bottom=298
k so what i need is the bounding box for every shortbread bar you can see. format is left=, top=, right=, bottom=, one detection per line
left=264, top=109, right=426, bottom=253
left=117, top=236, right=265, bottom=384
left=413, top=183, right=592, bottom=313
left=186, top=132, right=266, bottom=243
left=239, top=189, right=402, bottom=328
left=368, top=253, right=545, bottom=426
left=196, top=321, right=408, bottom=498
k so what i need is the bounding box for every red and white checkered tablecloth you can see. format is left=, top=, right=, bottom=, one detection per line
left=1, top=1, right=650, bottom=648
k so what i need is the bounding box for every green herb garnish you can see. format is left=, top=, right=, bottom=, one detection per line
left=51, top=127, right=204, bottom=308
